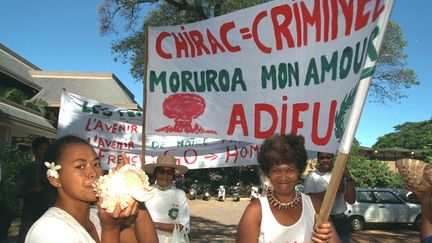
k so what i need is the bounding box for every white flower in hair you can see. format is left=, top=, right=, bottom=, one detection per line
left=44, top=162, right=61, bottom=179
left=92, top=164, right=154, bottom=213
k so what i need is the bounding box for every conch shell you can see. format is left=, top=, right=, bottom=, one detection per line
left=93, top=164, right=154, bottom=213
left=395, top=158, right=431, bottom=192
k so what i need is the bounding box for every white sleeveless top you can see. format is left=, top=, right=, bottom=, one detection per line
left=259, top=193, right=316, bottom=243
left=25, top=207, right=101, bottom=243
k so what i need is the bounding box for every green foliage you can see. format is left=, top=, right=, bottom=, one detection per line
left=421, top=145, right=432, bottom=163
left=185, top=166, right=260, bottom=196
left=23, top=98, right=49, bottom=117
left=0, top=145, right=33, bottom=209
left=0, top=88, right=54, bottom=124
left=373, top=119, right=432, bottom=161
left=348, top=143, right=403, bottom=188
left=0, top=87, right=28, bottom=104
left=98, top=1, right=419, bottom=104
left=371, top=21, right=419, bottom=103
left=348, top=154, right=403, bottom=188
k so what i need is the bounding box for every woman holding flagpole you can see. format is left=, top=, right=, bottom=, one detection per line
left=236, top=134, right=341, bottom=243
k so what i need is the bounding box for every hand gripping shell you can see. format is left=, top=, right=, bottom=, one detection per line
left=93, top=164, right=154, bottom=213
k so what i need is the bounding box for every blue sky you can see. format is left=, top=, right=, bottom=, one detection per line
left=1, top=0, right=430, bottom=148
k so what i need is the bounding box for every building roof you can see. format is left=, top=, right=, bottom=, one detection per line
left=0, top=98, right=56, bottom=137
left=358, top=146, right=421, bottom=153
left=0, top=43, right=42, bottom=90
left=29, top=71, right=140, bottom=110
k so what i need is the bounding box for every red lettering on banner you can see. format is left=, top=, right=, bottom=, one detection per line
left=254, top=104, right=278, bottom=139
left=291, top=103, right=309, bottom=135
left=183, top=149, right=198, bottom=165
left=207, top=29, right=226, bottom=53
left=322, top=0, right=330, bottom=42
left=153, top=1, right=386, bottom=58
left=97, top=149, right=142, bottom=166
left=155, top=23, right=240, bottom=59
left=94, top=136, right=135, bottom=150
left=98, top=148, right=110, bottom=162
left=271, top=5, right=295, bottom=50
left=372, top=0, right=385, bottom=21
left=355, top=0, right=372, bottom=31
left=107, top=155, right=117, bottom=164
left=85, top=118, right=92, bottom=131
left=84, top=118, right=139, bottom=134
left=300, top=0, right=322, bottom=46
left=219, top=21, right=240, bottom=52
left=189, top=29, right=211, bottom=56
left=226, top=99, right=337, bottom=146
left=338, top=0, right=354, bottom=36
left=292, top=1, right=302, bottom=47
left=311, top=101, right=337, bottom=145
left=252, top=11, right=271, bottom=53
left=227, top=104, right=249, bottom=136
left=225, top=145, right=239, bottom=163
left=172, top=32, right=189, bottom=58
left=156, top=32, right=172, bottom=59
left=131, top=125, right=138, bottom=133
left=225, top=144, right=260, bottom=164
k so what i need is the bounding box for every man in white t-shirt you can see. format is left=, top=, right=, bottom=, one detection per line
left=303, top=152, right=356, bottom=243
left=144, top=155, right=190, bottom=243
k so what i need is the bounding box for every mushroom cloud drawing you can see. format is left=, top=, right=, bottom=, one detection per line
left=155, top=93, right=217, bottom=135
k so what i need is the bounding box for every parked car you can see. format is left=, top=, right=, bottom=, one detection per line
left=345, top=188, right=421, bottom=231
left=295, top=184, right=304, bottom=193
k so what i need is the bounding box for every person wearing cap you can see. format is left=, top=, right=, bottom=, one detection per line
left=144, top=155, right=190, bottom=242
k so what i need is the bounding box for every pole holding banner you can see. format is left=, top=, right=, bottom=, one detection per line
left=142, top=25, right=149, bottom=168
left=314, top=0, right=396, bottom=233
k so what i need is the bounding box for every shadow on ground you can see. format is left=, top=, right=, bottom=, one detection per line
left=189, top=216, right=237, bottom=243
left=351, top=224, right=419, bottom=243
left=188, top=216, right=420, bottom=243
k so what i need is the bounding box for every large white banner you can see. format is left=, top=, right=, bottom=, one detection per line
left=146, top=0, right=390, bottom=153
left=57, top=91, right=258, bottom=170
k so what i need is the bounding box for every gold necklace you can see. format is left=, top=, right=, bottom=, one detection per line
left=266, top=189, right=301, bottom=210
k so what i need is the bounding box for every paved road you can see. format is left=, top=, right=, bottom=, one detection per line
left=188, top=198, right=419, bottom=243
left=4, top=198, right=419, bottom=243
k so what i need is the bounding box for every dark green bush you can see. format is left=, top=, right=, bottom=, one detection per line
left=0, top=145, right=33, bottom=215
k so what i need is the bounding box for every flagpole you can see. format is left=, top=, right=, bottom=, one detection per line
left=315, top=0, right=396, bottom=230
left=142, top=25, right=149, bottom=169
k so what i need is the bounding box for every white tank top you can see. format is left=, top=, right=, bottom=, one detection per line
left=259, top=193, right=316, bottom=243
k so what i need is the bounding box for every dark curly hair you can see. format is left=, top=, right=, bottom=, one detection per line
left=31, top=136, right=49, bottom=149
left=43, top=135, right=90, bottom=165
left=258, top=134, right=307, bottom=176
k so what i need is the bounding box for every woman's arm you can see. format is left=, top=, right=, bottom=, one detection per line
left=412, top=189, right=432, bottom=243
left=134, top=204, right=159, bottom=243
left=236, top=200, right=261, bottom=243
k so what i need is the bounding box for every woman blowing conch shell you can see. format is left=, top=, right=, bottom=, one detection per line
left=25, top=135, right=158, bottom=243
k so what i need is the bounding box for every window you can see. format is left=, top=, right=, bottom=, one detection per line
left=357, top=191, right=375, bottom=203
left=374, top=191, right=402, bottom=204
